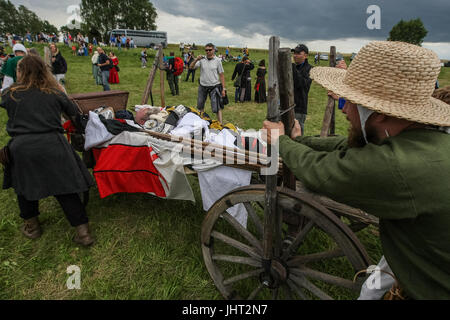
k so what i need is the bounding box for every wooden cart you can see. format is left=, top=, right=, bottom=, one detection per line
left=67, top=40, right=379, bottom=300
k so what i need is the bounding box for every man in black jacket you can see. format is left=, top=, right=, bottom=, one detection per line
left=96, top=47, right=111, bottom=91
left=291, top=44, right=312, bottom=134
left=50, top=44, right=67, bottom=88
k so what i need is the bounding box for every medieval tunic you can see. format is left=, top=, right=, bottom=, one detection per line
left=254, top=67, right=267, bottom=103
left=279, top=129, right=450, bottom=299
left=232, top=62, right=254, bottom=102
left=1, top=88, right=94, bottom=200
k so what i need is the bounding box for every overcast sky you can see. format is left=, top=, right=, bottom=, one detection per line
left=9, top=0, right=450, bottom=59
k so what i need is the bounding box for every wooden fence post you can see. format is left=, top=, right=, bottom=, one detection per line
left=320, top=46, right=337, bottom=137
left=44, top=46, right=52, bottom=70
left=277, top=48, right=296, bottom=191
left=329, top=46, right=336, bottom=135
left=262, top=36, right=280, bottom=279
left=141, top=47, right=161, bottom=105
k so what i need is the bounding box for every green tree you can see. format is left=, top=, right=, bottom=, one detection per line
left=0, top=0, right=18, bottom=35
left=16, top=5, right=42, bottom=35
left=387, top=18, right=428, bottom=46
left=41, top=20, right=58, bottom=35
left=0, top=0, right=58, bottom=37
left=117, top=0, right=157, bottom=31
left=80, top=0, right=157, bottom=42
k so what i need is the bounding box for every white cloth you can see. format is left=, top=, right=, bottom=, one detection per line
left=171, top=112, right=210, bottom=139
left=153, top=148, right=195, bottom=202
left=91, top=52, right=99, bottom=64
left=197, top=166, right=252, bottom=228
left=358, top=256, right=396, bottom=300
left=1, top=75, right=14, bottom=93
left=195, top=127, right=252, bottom=228
left=357, top=104, right=375, bottom=144
left=84, top=111, right=114, bottom=150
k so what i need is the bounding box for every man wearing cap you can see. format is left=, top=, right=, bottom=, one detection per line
left=291, top=44, right=312, bottom=134
left=1, top=44, right=27, bottom=93
left=263, top=41, right=450, bottom=299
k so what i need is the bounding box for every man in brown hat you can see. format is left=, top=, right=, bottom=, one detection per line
left=263, top=41, right=450, bottom=299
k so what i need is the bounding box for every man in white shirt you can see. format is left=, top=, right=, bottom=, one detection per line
left=190, top=43, right=226, bottom=123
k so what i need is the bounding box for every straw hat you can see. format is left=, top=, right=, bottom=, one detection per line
left=310, top=41, right=450, bottom=127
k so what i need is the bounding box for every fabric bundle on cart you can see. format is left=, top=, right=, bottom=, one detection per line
left=82, top=105, right=264, bottom=228
left=91, top=130, right=195, bottom=201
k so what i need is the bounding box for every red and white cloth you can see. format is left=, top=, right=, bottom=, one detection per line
left=92, top=131, right=194, bottom=201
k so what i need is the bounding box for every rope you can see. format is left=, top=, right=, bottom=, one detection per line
left=353, top=267, right=407, bottom=300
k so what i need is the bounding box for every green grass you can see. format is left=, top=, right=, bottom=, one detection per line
left=0, top=43, right=447, bottom=300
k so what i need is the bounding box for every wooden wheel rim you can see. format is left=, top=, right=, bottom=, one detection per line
left=201, top=185, right=371, bottom=300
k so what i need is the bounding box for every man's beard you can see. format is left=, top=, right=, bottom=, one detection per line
left=347, top=125, right=366, bottom=148
left=347, top=124, right=381, bottom=148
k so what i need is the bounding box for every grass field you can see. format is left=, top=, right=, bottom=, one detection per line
left=0, top=42, right=448, bottom=300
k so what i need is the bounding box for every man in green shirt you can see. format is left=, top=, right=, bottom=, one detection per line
left=263, top=41, right=450, bottom=299
left=1, top=43, right=27, bottom=93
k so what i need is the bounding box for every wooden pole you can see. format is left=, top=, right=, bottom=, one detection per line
left=44, top=46, right=52, bottom=70
left=329, top=46, right=336, bottom=135
left=141, top=47, right=161, bottom=105
left=267, top=38, right=279, bottom=122
left=277, top=48, right=296, bottom=191
left=141, top=129, right=271, bottom=165
left=158, top=46, right=166, bottom=108
left=320, top=46, right=337, bottom=137
left=139, top=129, right=279, bottom=173
left=261, top=36, right=280, bottom=286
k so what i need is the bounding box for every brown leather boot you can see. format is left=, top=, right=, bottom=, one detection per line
left=73, top=223, right=94, bottom=246
left=21, top=217, right=42, bottom=239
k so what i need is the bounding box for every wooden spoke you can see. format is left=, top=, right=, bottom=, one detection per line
left=223, top=268, right=264, bottom=286
left=291, top=267, right=360, bottom=291
left=286, top=279, right=308, bottom=300
left=211, top=231, right=261, bottom=260
left=243, top=202, right=264, bottom=237
left=290, top=273, right=333, bottom=300
left=281, top=220, right=315, bottom=260
left=201, top=186, right=371, bottom=300
left=247, top=283, right=264, bottom=300
left=282, top=283, right=294, bottom=300
left=272, top=288, right=279, bottom=300
left=287, top=248, right=345, bottom=266
left=212, top=254, right=261, bottom=268
left=222, top=212, right=263, bottom=253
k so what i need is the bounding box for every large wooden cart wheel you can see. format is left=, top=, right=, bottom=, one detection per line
left=201, top=185, right=371, bottom=300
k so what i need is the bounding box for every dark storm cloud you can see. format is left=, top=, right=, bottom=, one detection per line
left=152, top=0, right=450, bottom=43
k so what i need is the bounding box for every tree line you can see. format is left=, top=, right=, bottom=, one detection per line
left=79, top=0, right=158, bottom=42
left=0, top=0, right=58, bottom=36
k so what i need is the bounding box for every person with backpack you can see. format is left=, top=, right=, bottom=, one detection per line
left=50, top=44, right=68, bottom=88
left=166, top=52, right=181, bottom=96
left=185, top=52, right=196, bottom=82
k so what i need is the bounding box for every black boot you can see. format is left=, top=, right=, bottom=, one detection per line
left=73, top=223, right=95, bottom=246
left=21, top=217, right=42, bottom=239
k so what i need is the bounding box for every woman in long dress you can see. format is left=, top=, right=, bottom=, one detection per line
left=0, top=55, right=95, bottom=246
left=254, top=59, right=267, bottom=103
left=231, top=56, right=254, bottom=102
left=108, top=51, right=119, bottom=84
